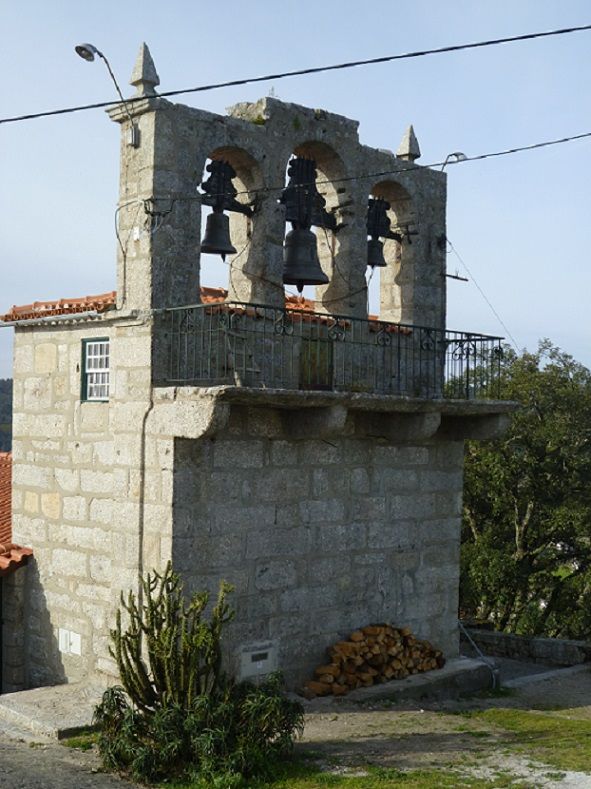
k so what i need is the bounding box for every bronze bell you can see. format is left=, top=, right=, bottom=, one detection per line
left=367, top=237, right=387, bottom=268
left=200, top=211, right=237, bottom=259
left=283, top=228, right=329, bottom=292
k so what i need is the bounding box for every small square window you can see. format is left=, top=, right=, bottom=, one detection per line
left=82, top=339, right=110, bottom=401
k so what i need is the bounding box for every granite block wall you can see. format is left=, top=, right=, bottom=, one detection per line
left=6, top=318, right=173, bottom=688
left=172, top=406, right=464, bottom=689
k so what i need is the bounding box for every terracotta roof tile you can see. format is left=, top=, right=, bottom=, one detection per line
left=1, top=286, right=411, bottom=332
left=0, top=287, right=234, bottom=323
left=0, top=287, right=363, bottom=322
left=200, top=286, right=229, bottom=304
left=0, top=544, right=33, bottom=577
left=0, top=452, right=33, bottom=576
left=0, top=292, right=117, bottom=323
left=0, top=451, right=11, bottom=545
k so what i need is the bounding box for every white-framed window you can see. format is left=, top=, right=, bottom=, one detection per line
left=82, top=339, right=110, bottom=401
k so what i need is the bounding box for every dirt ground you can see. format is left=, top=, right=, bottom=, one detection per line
left=1, top=666, right=591, bottom=788
left=0, top=733, right=139, bottom=788
left=299, top=665, right=591, bottom=786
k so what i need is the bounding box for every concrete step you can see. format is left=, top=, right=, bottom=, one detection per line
left=0, top=657, right=500, bottom=739
left=0, top=681, right=107, bottom=740
left=301, top=656, right=494, bottom=708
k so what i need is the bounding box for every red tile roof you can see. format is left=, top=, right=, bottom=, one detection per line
left=0, top=452, right=33, bottom=576
left=0, top=452, right=12, bottom=546
left=1, top=287, right=358, bottom=323
left=0, top=292, right=117, bottom=323
left=0, top=287, right=238, bottom=323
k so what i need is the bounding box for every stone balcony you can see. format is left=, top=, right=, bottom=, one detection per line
left=154, top=300, right=504, bottom=399
left=151, top=301, right=516, bottom=444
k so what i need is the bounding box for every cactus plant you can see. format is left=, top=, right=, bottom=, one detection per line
left=94, top=564, right=303, bottom=783
left=110, top=562, right=233, bottom=712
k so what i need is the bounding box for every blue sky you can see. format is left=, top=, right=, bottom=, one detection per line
left=1, top=0, right=590, bottom=377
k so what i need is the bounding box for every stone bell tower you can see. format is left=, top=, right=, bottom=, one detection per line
left=100, top=44, right=508, bottom=691
left=109, top=44, right=447, bottom=329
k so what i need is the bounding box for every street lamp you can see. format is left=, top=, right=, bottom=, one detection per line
left=441, top=152, right=468, bottom=171
left=75, top=43, right=139, bottom=147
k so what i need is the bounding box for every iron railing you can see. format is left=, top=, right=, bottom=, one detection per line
left=154, top=302, right=504, bottom=400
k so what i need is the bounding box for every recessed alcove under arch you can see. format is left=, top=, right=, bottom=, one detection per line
left=199, top=146, right=263, bottom=300
left=369, top=179, right=415, bottom=323
left=282, top=140, right=351, bottom=307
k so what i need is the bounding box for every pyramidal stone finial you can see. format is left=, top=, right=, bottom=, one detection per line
left=130, top=43, right=160, bottom=96
left=397, top=125, right=421, bottom=161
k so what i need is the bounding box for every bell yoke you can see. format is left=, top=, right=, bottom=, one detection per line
left=200, top=156, right=406, bottom=291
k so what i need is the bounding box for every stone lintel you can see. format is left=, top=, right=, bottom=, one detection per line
left=356, top=412, right=441, bottom=442
left=281, top=405, right=348, bottom=440
left=438, top=413, right=512, bottom=441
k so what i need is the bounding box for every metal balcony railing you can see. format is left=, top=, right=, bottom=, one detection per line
left=153, top=301, right=504, bottom=400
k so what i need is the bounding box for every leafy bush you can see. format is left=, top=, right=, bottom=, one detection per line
left=94, top=564, right=304, bottom=784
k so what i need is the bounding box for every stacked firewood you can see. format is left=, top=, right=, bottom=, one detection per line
left=302, top=624, right=445, bottom=698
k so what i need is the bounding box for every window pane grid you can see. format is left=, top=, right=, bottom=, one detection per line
left=84, top=340, right=110, bottom=400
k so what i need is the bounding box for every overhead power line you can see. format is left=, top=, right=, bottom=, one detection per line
left=447, top=239, right=520, bottom=351
left=135, top=129, right=591, bottom=204
left=1, top=23, right=591, bottom=125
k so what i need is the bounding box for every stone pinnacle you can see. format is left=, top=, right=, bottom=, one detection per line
left=397, top=125, right=421, bottom=161
left=130, top=43, right=160, bottom=97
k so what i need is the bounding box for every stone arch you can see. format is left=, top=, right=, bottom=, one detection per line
left=200, top=146, right=264, bottom=301
left=286, top=140, right=364, bottom=315
left=370, top=179, right=415, bottom=323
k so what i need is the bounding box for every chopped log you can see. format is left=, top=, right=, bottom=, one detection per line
left=304, top=624, right=444, bottom=698
left=332, top=683, right=348, bottom=696
left=315, top=664, right=341, bottom=677
left=318, top=673, right=335, bottom=684
left=304, top=680, right=332, bottom=696
left=362, top=625, right=382, bottom=636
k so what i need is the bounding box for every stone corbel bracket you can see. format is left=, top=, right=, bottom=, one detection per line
left=149, top=387, right=518, bottom=443
left=436, top=413, right=513, bottom=441
left=281, top=405, right=348, bottom=440
left=355, top=412, right=441, bottom=443
left=148, top=389, right=230, bottom=439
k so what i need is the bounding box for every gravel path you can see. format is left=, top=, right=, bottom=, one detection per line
left=0, top=723, right=139, bottom=789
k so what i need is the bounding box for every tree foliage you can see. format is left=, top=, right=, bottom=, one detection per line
left=461, top=340, right=591, bottom=638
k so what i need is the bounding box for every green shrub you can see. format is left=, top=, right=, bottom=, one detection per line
left=94, top=564, right=304, bottom=784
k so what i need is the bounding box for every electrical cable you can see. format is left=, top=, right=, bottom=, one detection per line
left=321, top=222, right=352, bottom=289
left=111, top=117, right=590, bottom=320
left=366, top=266, right=375, bottom=315
left=447, top=238, right=519, bottom=350
left=458, top=620, right=499, bottom=690
left=227, top=240, right=252, bottom=294
left=2, top=24, right=591, bottom=125
left=143, top=130, right=591, bottom=205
